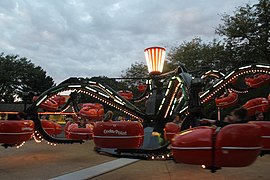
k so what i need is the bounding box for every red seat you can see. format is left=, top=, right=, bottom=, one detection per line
left=41, top=120, right=62, bottom=136
left=245, top=73, right=270, bottom=88
left=66, top=123, right=93, bottom=140
left=51, top=95, right=67, bottom=106
left=0, top=120, right=34, bottom=145
left=249, top=121, right=270, bottom=150
left=33, top=96, right=58, bottom=111
left=172, top=124, right=262, bottom=168
left=164, top=122, right=180, bottom=141
left=243, top=98, right=269, bottom=116
left=215, top=92, right=238, bottom=109
left=117, top=90, right=133, bottom=101
left=171, top=126, right=214, bottom=166
left=215, top=124, right=261, bottom=167
left=79, top=103, right=104, bottom=120
left=93, top=121, right=144, bottom=148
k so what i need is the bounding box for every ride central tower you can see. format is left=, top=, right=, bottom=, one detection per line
left=144, top=47, right=166, bottom=119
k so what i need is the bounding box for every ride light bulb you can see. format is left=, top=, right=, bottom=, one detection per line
left=144, top=47, right=166, bottom=75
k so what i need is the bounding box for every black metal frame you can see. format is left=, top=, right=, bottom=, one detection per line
left=25, top=63, right=270, bottom=161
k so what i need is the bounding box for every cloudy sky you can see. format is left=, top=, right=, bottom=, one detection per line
left=0, top=0, right=258, bottom=84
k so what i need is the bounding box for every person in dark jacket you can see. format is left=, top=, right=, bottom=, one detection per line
left=103, top=111, right=114, bottom=122
left=17, top=112, right=26, bottom=120
left=200, top=107, right=248, bottom=127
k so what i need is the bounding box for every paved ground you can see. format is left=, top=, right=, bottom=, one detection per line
left=1, top=139, right=270, bottom=180
left=92, top=156, right=270, bottom=180
left=0, top=140, right=115, bottom=180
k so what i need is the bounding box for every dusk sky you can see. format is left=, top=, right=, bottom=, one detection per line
left=0, top=0, right=258, bottom=84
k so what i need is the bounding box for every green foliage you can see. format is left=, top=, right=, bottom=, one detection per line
left=0, top=53, right=55, bottom=102
left=120, top=60, right=173, bottom=79
left=216, top=0, right=270, bottom=64
left=121, top=62, right=148, bottom=79
left=167, top=38, right=228, bottom=73
left=120, top=61, right=149, bottom=87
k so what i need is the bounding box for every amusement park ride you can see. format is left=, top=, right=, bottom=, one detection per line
left=1, top=46, right=270, bottom=172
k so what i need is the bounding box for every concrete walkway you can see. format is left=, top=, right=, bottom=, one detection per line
left=50, top=158, right=139, bottom=180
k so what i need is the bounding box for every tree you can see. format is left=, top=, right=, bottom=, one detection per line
left=120, top=62, right=149, bottom=86
left=90, top=76, right=126, bottom=91
left=167, top=38, right=228, bottom=73
left=0, top=53, right=55, bottom=102
left=121, top=62, right=149, bottom=79
left=216, top=0, right=270, bottom=64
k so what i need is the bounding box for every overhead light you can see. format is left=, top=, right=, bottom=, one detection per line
left=144, top=46, right=166, bottom=75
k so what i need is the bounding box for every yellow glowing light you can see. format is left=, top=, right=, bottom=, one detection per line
left=144, top=47, right=166, bottom=75
left=152, top=132, right=161, bottom=136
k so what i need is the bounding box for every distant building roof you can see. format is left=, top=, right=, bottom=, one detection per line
left=0, top=103, right=73, bottom=113
left=0, top=103, right=31, bottom=113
